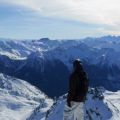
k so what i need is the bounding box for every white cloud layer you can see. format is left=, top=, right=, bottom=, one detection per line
left=1, top=0, right=120, bottom=35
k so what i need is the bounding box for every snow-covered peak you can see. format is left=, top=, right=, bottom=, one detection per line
left=0, top=73, right=53, bottom=120
left=44, top=88, right=120, bottom=120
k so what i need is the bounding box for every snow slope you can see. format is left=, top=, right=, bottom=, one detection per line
left=0, top=73, right=53, bottom=120
left=103, top=90, right=120, bottom=119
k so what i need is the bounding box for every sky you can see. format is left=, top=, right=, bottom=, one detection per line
left=0, top=0, right=120, bottom=40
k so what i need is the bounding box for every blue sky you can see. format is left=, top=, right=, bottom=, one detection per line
left=0, top=0, right=119, bottom=39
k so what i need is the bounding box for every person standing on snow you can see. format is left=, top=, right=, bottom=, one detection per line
left=64, top=59, right=89, bottom=120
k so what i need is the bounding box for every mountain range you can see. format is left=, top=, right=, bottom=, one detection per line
left=0, top=36, right=120, bottom=97
left=0, top=36, right=120, bottom=120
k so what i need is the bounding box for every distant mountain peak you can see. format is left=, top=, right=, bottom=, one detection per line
left=39, top=38, right=50, bottom=41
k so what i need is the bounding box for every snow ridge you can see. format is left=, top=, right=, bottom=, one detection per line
left=43, top=88, right=120, bottom=120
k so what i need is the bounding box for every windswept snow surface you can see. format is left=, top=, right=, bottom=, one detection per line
left=0, top=73, right=53, bottom=120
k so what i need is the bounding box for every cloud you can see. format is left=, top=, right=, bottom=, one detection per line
left=1, top=0, right=120, bottom=36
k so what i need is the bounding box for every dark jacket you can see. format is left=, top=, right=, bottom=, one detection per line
left=67, top=69, right=88, bottom=103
